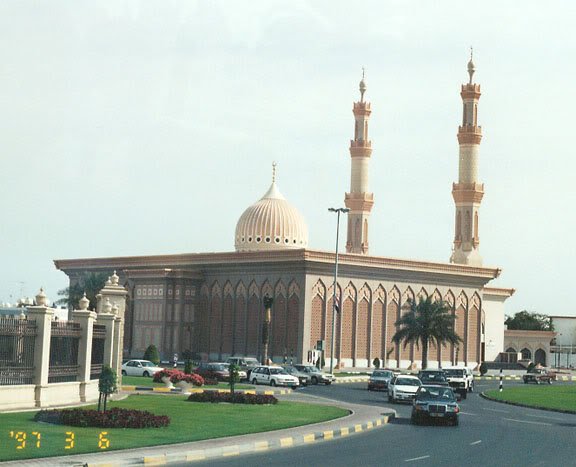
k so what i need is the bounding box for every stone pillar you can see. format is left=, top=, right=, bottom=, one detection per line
left=97, top=299, right=116, bottom=369
left=71, top=293, right=96, bottom=402
left=97, top=272, right=128, bottom=381
left=26, top=288, right=54, bottom=407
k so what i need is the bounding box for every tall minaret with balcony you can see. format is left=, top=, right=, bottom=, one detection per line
left=450, top=52, right=484, bottom=266
left=345, top=71, right=374, bottom=254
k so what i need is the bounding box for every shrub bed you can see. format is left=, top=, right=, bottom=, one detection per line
left=34, top=407, right=170, bottom=428
left=153, top=369, right=204, bottom=386
left=187, top=392, right=278, bottom=404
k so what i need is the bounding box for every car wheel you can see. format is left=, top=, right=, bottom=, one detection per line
left=536, top=379, right=541, bottom=385
left=291, top=385, right=298, bottom=390
left=143, top=371, right=150, bottom=377
left=548, top=378, right=552, bottom=385
left=122, top=370, right=127, bottom=376
left=469, top=382, right=474, bottom=393
left=311, top=376, right=318, bottom=385
left=523, top=380, right=528, bottom=384
left=252, top=378, right=258, bottom=385
left=325, top=381, right=332, bottom=385
left=452, top=417, right=459, bottom=426
left=411, top=414, right=418, bottom=425
left=270, top=379, right=276, bottom=387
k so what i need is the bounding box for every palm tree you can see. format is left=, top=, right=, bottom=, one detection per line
left=57, top=272, right=109, bottom=310
left=392, top=296, right=462, bottom=369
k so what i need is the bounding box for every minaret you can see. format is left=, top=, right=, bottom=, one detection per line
left=450, top=51, right=484, bottom=266
left=345, top=70, right=374, bottom=254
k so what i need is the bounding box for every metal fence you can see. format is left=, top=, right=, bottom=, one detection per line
left=0, top=318, right=37, bottom=385
left=90, top=324, right=106, bottom=379
left=48, top=321, right=81, bottom=383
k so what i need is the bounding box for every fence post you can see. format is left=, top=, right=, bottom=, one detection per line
left=71, top=293, right=96, bottom=402
left=26, top=288, right=54, bottom=407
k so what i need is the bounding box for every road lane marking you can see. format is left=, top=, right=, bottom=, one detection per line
left=460, top=412, right=478, bottom=416
left=502, top=418, right=552, bottom=426
left=484, top=408, right=509, bottom=413
left=470, top=440, right=482, bottom=445
left=525, top=413, right=565, bottom=421
left=405, top=456, right=431, bottom=462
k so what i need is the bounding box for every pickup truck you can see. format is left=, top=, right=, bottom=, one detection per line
left=523, top=368, right=556, bottom=384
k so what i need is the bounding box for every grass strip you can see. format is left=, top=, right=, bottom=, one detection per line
left=484, top=385, right=576, bottom=412
left=0, top=394, right=348, bottom=462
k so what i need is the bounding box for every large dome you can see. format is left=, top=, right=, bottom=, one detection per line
left=235, top=181, right=309, bottom=252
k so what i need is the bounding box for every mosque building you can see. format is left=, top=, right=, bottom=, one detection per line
left=54, top=57, right=514, bottom=369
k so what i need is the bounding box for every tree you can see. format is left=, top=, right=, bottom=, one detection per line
left=143, top=344, right=160, bottom=365
left=98, top=365, right=117, bottom=412
left=505, top=311, right=553, bottom=331
left=57, top=272, right=109, bottom=310
left=392, top=296, right=462, bottom=370
left=228, top=363, right=240, bottom=394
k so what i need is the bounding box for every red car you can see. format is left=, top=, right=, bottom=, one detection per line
left=195, top=362, right=230, bottom=381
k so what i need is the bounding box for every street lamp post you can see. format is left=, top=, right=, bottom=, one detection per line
left=262, top=295, right=274, bottom=365
left=328, top=207, right=349, bottom=374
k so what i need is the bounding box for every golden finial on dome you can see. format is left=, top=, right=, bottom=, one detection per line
left=467, top=46, right=475, bottom=84
left=272, top=161, right=277, bottom=183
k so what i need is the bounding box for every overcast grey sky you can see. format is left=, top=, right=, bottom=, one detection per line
left=1, top=1, right=574, bottom=316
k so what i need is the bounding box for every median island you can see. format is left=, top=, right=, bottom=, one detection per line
left=0, top=394, right=349, bottom=462
left=484, top=385, right=576, bottom=413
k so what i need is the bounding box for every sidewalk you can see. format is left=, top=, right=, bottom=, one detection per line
left=2, top=393, right=395, bottom=467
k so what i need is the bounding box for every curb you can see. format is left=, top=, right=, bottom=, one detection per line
left=480, top=391, right=576, bottom=415
left=84, top=412, right=394, bottom=466
left=477, top=375, right=576, bottom=381
left=122, top=386, right=293, bottom=396
left=333, top=376, right=370, bottom=383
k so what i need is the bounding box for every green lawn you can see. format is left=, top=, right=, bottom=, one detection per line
left=334, top=372, right=370, bottom=377
left=485, top=385, right=576, bottom=412
left=122, top=376, right=254, bottom=390
left=0, top=394, right=348, bottom=462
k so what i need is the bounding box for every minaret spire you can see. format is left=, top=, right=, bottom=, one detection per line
left=450, top=53, right=484, bottom=266
left=345, top=70, right=374, bottom=255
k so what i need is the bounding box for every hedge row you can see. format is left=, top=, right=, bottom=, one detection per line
left=187, top=392, right=278, bottom=404
left=34, top=407, right=170, bottom=428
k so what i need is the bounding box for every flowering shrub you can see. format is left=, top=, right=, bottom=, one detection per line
left=153, top=369, right=204, bottom=386
left=187, top=392, right=278, bottom=404
left=34, top=407, right=170, bottom=428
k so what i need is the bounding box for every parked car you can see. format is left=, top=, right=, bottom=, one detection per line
left=523, top=367, right=556, bottom=384
left=368, top=369, right=395, bottom=391
left=388, top=375, right=422, bottom=403
left=282, top=365, right=311, bottom=386
left=226, top=357, right=260, bottom=379
left=121, top=359, right=165, bottom=377
left=444, top=367, right=474, bottom=398
left=411, top=385, right=460, bottom=426
left=293, top=364, right=336, bottom=385
left=194, top=362, right=233, bottom=381
left=250, top=366, right=299, bottom=388
left=222, top=363, right=247, bottom=381
left=417, top=369, right=450, bottom=386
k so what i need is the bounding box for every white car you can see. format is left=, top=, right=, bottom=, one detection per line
left=121, top=359, right=165, bottom=377
left=388, top=375, right=422, bottom=403
left=250, top=366, right=299, bottom=388
left=444, top=367, right=474, bottom=398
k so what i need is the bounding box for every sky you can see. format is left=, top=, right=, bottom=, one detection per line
left=0, top=1, right=575, bottom=316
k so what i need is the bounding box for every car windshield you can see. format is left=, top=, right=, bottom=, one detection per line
left=444, top=369, right=464, bottom=377
left=211, top=364, right=227, bottom=371
left=420, top=373, right=446, bottom=381
left=269, top=368, right=287, bottom=375
left=245, top=359, right=259, bottom=365
left=373, top=371, right=392, bottom=378
left=416, top=387, right=456, bottom=401
left=396, top=377, right=420, bottom=386
left=298, top=366, right=317, bottom=373
left=141, top=361, right=156, bottom=367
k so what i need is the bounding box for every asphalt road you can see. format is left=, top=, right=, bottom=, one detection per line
left=188, top=379, right=576, bottom=467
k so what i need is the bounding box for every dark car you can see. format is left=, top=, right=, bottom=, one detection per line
left=368, top=369, right=395, bottom=391
left=523, top=368, right=556, bottom=384
left=195, top=362, right=230, bottom=381
left=417, top=369, right=450, bottom=386
left=411, top=385, right=460, bottom=426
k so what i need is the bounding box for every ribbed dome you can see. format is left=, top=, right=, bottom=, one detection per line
left=235, top=181, right=309, bottom=252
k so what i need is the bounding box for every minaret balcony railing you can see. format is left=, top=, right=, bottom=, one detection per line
left=458, top=125, right=482, bottom=134
left=350, top=140, right=372, bottom=148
